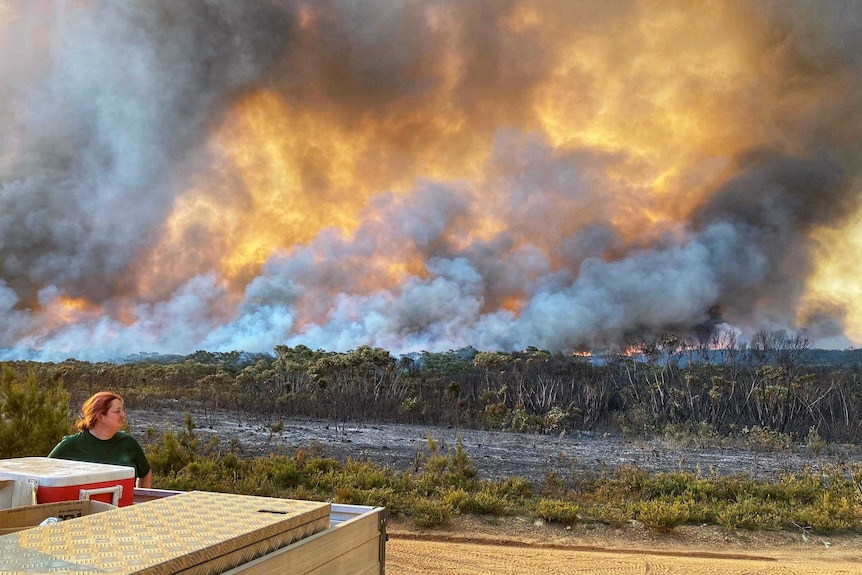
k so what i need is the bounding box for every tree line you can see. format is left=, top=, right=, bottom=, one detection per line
left=3, top=329, right=862, bottom=445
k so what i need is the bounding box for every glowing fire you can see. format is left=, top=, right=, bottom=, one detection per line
left=40, top=296, right=102, bottom=329
left=1, top=1, right=861, bottom=360
left=807, top=208, right=862, bottom=346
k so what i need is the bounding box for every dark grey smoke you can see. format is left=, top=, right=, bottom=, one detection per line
left=1, top=1, right=861, bottom=360
left=1, top=2, right=293, bottom=303
left=690, top=150, right=848, bottom=330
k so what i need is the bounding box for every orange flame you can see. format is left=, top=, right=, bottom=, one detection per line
left=11, top=0, right=859, bottom=355
left=41, top=296, right=102, bottom=330
left=806, top=204, right=862, bottom=345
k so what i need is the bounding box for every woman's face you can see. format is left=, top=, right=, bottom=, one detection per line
left=99, top=398, right=126, bottom=434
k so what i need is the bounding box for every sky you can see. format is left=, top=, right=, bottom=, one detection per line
left=1, top=0, right=861, bottom=361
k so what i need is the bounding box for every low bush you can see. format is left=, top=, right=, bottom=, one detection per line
left=586, top=504, right=632, bottom=527
left=444, top=488, right=509, bottom=515
left=492, top=476, right=534, bottom=500
left=715, top=497, right=783, bottom=530
left=138, top=418, right=862, bottom=537
left=635, top=499, right=691, bottom=532
left=408, top=498, right=454, bottom=529
left=792, top=492, right=860, bottom=533
left=536, top=499, right=580, bottom=525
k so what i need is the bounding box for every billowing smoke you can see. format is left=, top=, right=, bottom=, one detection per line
left=2, top=1, right=861, bottom=361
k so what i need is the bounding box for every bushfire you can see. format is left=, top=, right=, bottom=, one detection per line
left=1, top=1, right=861, bottom=361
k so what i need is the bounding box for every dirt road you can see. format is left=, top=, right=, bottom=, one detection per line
left=386, top=533, right=862, bottom=574
left=387, top=538, right=861, bottom=574
left=384, top=517, right=862, bottom=575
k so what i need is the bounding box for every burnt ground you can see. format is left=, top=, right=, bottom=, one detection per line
left=128, top=406, right=860, bottom=484
left=128, top=406, right=862, bottom=575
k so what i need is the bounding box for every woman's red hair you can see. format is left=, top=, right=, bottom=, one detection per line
left=75, top=392, right=123, bottom=431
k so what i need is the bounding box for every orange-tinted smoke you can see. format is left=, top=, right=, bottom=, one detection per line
left=140, top=1, right=862, bottom=343
left=3, top=0, right=862, bottom=358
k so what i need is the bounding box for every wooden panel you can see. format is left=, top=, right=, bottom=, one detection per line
left=224, top=508, right=384, bottom=575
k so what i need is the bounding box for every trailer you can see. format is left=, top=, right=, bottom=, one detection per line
left=0, top=482, right=388, bottom=574
left=137, top=488, right=389, bottom=575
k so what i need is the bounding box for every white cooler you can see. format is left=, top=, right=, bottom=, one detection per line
left=0, top=457, right=135, bottom=507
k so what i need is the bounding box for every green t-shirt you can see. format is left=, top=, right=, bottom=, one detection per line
left=48, top=430, right=151, bottom=480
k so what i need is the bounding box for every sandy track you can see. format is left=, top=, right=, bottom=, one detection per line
left=383, top=516, right=862, bottom=575
left=386, top=535, right=862, bottom=574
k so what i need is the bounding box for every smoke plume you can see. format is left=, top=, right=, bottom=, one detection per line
left=2, top=0, right=861, bottom=360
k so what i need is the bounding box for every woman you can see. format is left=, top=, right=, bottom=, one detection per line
left=48, top=391, right=152, bottom=488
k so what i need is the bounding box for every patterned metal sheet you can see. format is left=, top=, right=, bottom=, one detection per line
left=0, top=491, right=330, bottom=574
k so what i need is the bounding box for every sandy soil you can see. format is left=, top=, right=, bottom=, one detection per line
left=386, top=537, right=862, bottom=574
left=386, top=516, right=862, bottom=574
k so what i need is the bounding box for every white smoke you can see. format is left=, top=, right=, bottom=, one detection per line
left=1, top=1, right=861, bottom=361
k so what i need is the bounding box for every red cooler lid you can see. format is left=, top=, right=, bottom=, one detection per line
left=0, top=457, right=134, bottom=486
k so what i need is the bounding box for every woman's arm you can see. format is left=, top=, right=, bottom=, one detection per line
left=136, top=470, right=153, bottom=489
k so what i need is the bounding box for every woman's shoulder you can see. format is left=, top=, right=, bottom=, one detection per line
left=115, top=430, right=143, bottom=443
left=48, top=430, right=86, bottom=457
left=58, top=430, right=86, bottom=442
left=114, top=431, right=146, bottom=453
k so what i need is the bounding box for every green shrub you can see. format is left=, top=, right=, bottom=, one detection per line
left=805, top=426, right=826, bottom=457
left=270, top=458, right=302, bottom=488
left=508, top=407, right=543, bottom=433
left=681, top=500, right=715, bottom=525
left=408, top=499, right=454, bottom=529
left=361, top=487, right=404, bottom=510
left=793, top=492, right=859, bottom=534
left=341, top=459, right=394, bottom=489
left=489, top=476, right=533, bottom=500
left=333, top=485, right=363, bottom=505
left=414, top=435, right=477, bottom=491
left=442, top=489, right=469, bottom=510
left=662, top=421, right=725, bottom=449
left=536, top=499, right=580, bottom=525
left=709, top=474, right=756, bottom=502
left=134, top=425, right=862, bottom=538
left=289, top=485, right=320, bottom=501
left=636, top=499, right=691, bottom=532
left=399, top=397, right=418, bottom=414
left=0, top=366, right=69, bottom=458
left=715, top=497, right=783, bottom=530
left=145, top=412, right=206, bottom=477
left=305, top=457, right=340, bottom=474
left=542, top=406, right=570, bottom=434
left=588, top=504, right=632, bottom=527
left=645, top=472, right=699, bottom=499
left=445, top=488, right=509, bottom=515
left=852, top=464, right=862, bottom=504
left=610, top=465, right=649, bottom=496
left=771, top=470, right=822, bottom=504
